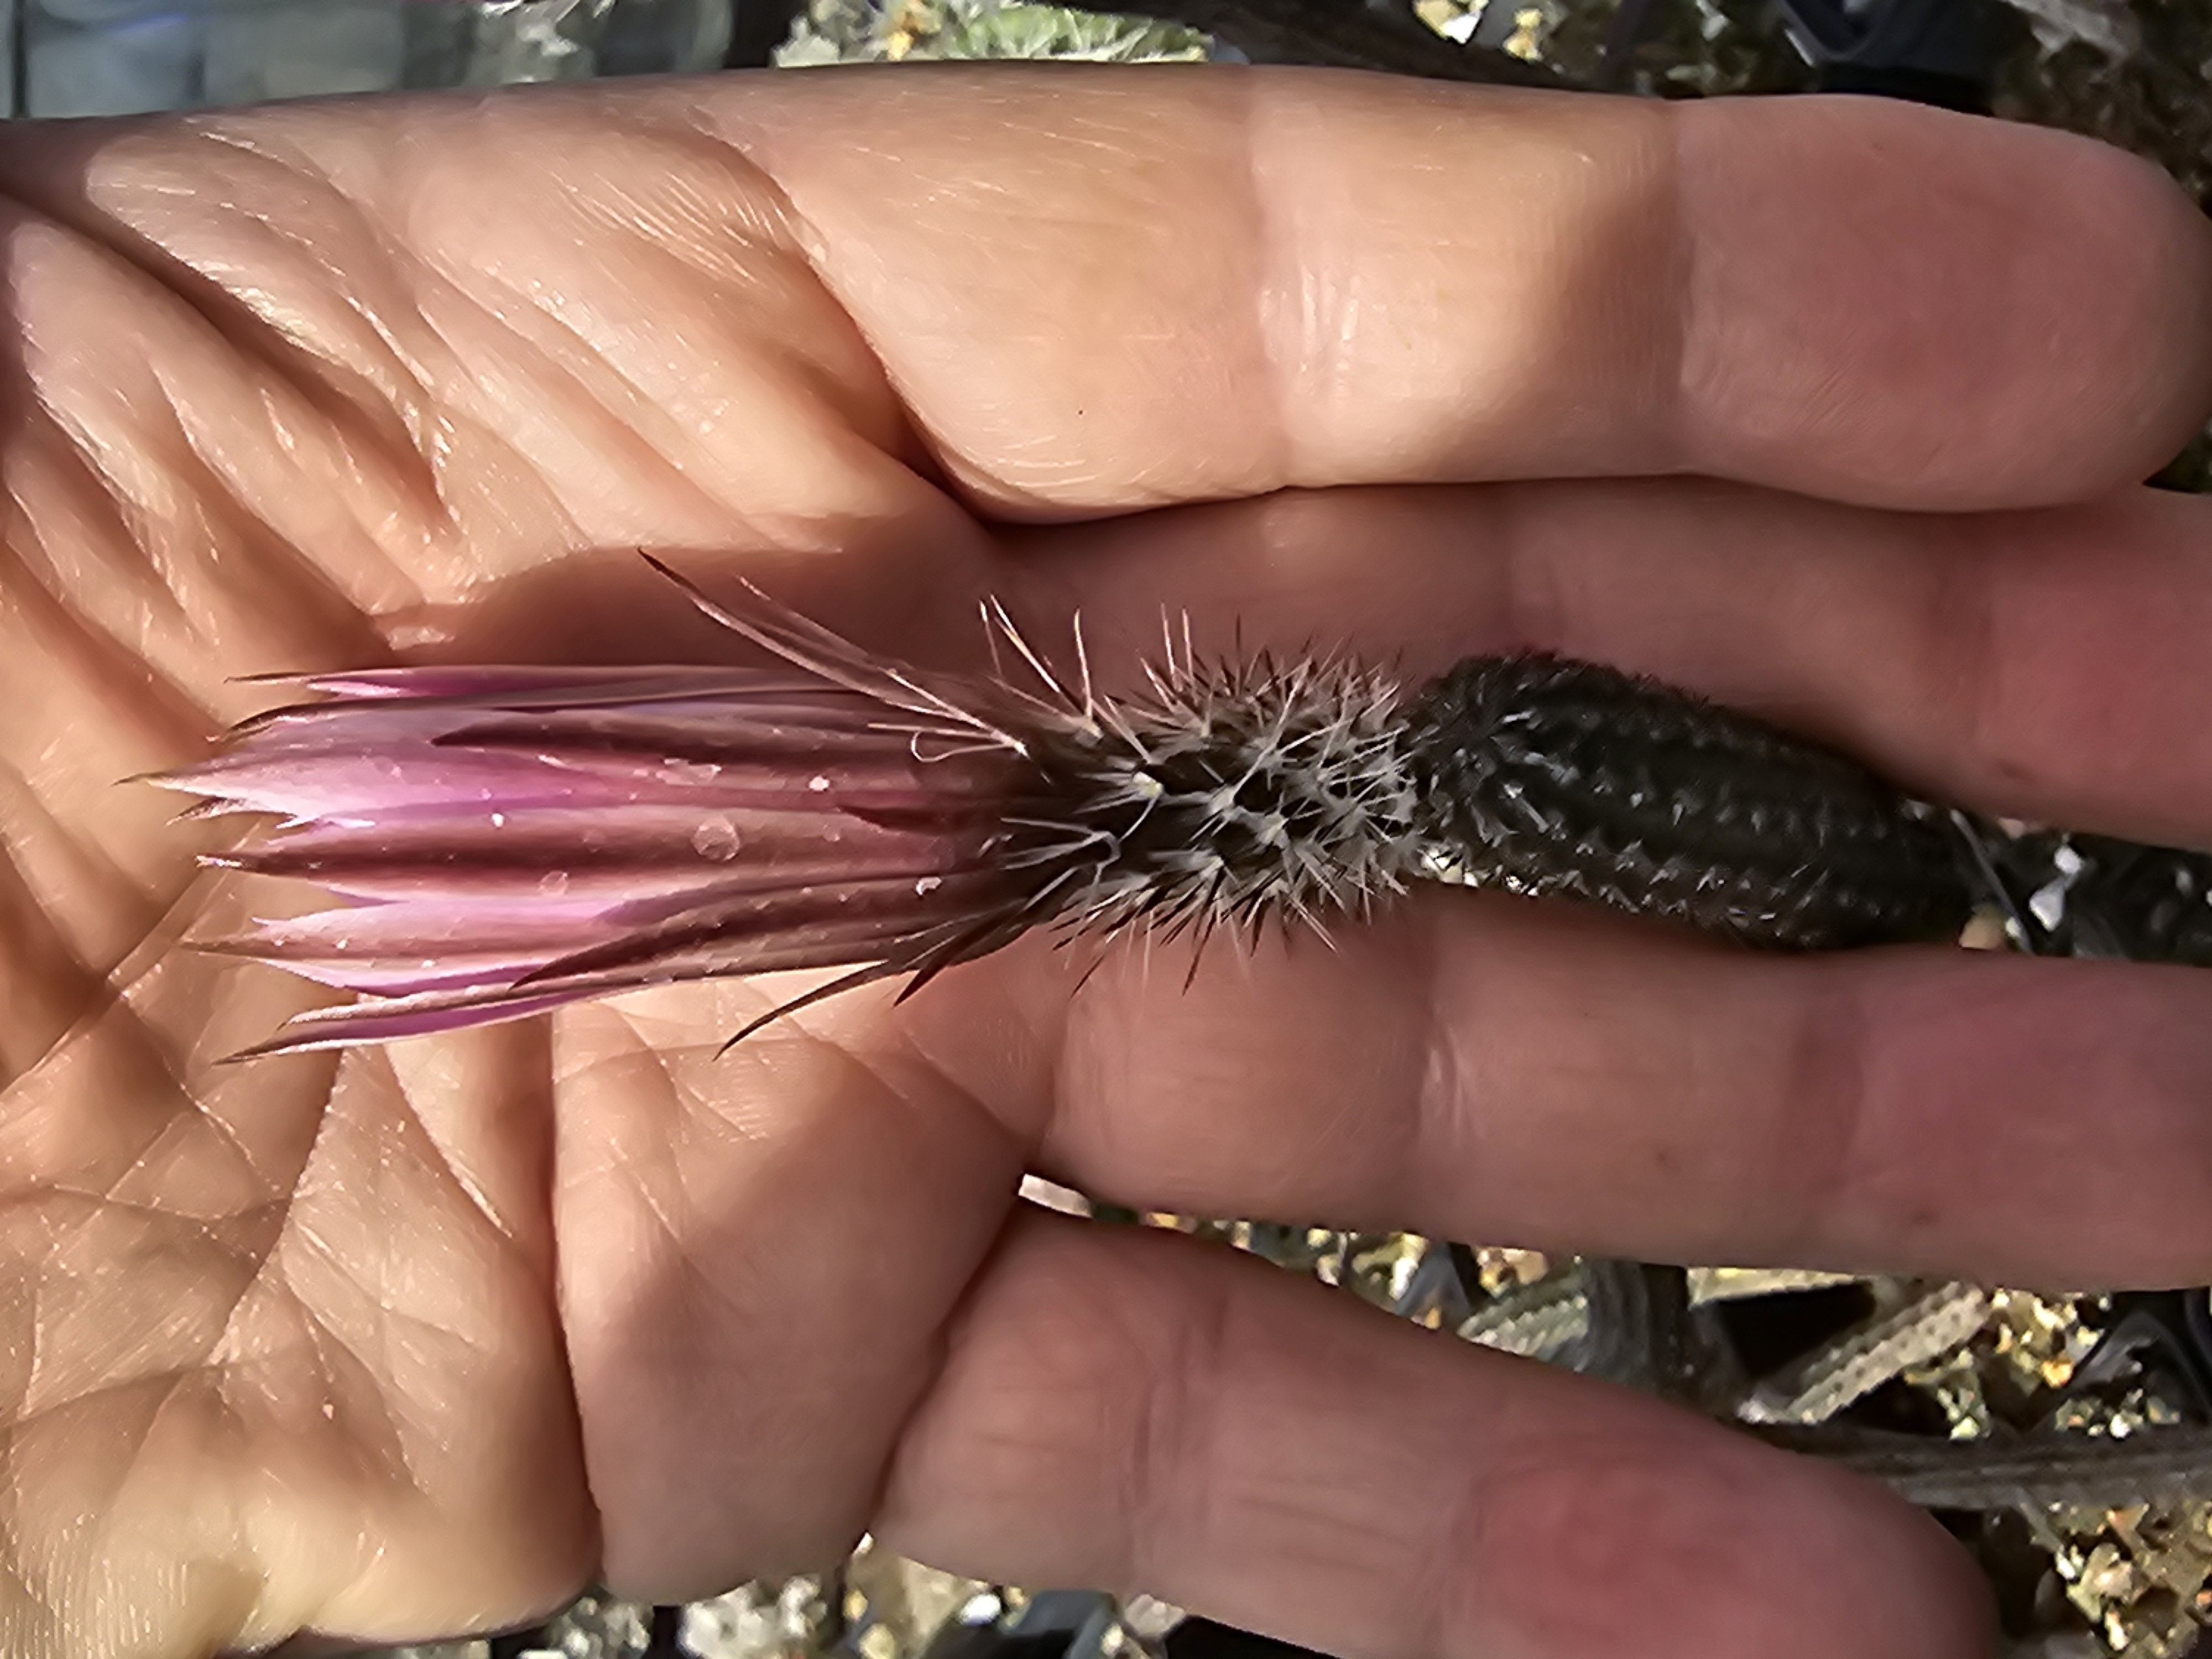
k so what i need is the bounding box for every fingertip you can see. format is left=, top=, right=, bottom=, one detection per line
left=1673, top=96, right=2212, bottom=510
left=1468, top=1425, right=1996, bottom=1658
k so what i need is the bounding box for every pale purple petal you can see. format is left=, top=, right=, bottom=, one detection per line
left=170, top=625, right=1045, bottom=1052
left=229, top=989, right=594, bottom=1056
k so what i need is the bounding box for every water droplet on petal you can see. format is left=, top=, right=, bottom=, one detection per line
left=808, top=775, right=831, bottom=792
left=915, top=875, right=942, bottom=896
left=490, top=812, right=507, bottom=828
left=691, top=815, right=742, bottom=861
left=539, top=870, right=571, bottom=896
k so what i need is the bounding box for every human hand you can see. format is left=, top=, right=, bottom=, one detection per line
left=4, top=66, right=2211, bottom=1659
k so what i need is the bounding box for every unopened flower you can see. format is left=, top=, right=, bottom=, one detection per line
left=156, top=558, right=1976, bottom=1057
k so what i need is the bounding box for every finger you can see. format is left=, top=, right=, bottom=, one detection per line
left=720, top=69, right=2212, bottom=513
left=979, top=478, right=2212, bottom=848
left=11, top=74, right=2202, bottom=630
left=914, top=885, right=2212, bottom=1289
left=875, top=1211, right=1991, bottom=1659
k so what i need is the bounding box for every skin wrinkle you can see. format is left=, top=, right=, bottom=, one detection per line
left=449, top=262, right=737, bottom=528
left=11, top=1353, right=229, bottom=1437
left=171, top=1092, right=309, bottom=1228
left=32, top=1188, right=274, bottom=1237
left=1817, top=504, right=1990, bottom=804
left=0, top=1554, right=56, bottom=1658
left=390, top=1113, right=517, bottom=1257
left=169, top=189, right=466, bottom=517
left=0, top=859, right=97, bottom=1088
left=851, top=1032, right=1032, bottom=1187
left=391, top=283, right=617, bottom=546
left=293, top=1249, right=505, bottom=1399
left=5, top=403, right=197, bottom=643
left=1467, top=1446, right=1724, bottom=1655
left=749, top=1079, right=1019, bottom=1584
left=1230, top=1289, right=1455, bottom=1601
left=682, top=1032, right=1010, bottom=1579
left=1121, top=1249, right=1220, bottom=1604
left=328, top=264, right=458, bottom=474
left=1440, top=1439, right=1572, bottom=1659
left=275, top=272, right=490, bottom=572
left=555, top=288, right=867, bottom=538
left=1645, top=96, right=1693, bottom=481
left=132, top=106, right=836, bottom=584
left=1410, top=906, right=1481, bottom=1235
left=286, top=1302, right=419, bottom=1506
left=37, top=1379, right=171, bottom=1523
left=19, top=1259, right=253, bottom=1423
left=1672, top=101, right=2212, bottom=505
left=38, top=1036, right=194, bottom=1199
left=12, top=1254, right=41, bottom=1442
left=3, top=156, right=445, bottom=526
left=430, top=1030, right=561, bottom=1258
left=9, top=486, right=377, bottom=842
left=267, top=1098, right=466, bottom=1448
left=1955, top=500, right=2212, bottom=827
left=293, top=1194, right=509, bottom=1380
left=1768, top=964, right=1878, bottom=1269
left=748, top=80, right=1263, bottom=515
left=1487, top=479, right=1571, bottom=660
left=522, top=231, right=765, bottom=465
left=1, top=420, right=211, bottom=684
left=102, top=1106, right=267, bottom=1233
left=134, top=387, right=388, bottom=658
left=549, top=1024, right=771, bottom=1570
left=4, top=424, right=201, bottom=672
left=1415, top=1384, right=1611, bottom=1659
left=630, top=129, right=929, bottom=503
left=887, top=1220, right=1966, bottom=1659
left=1239, top=77, right=1305, bottom=492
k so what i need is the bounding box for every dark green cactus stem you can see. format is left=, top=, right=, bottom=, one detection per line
left=1401, top=655, right=1977, bottom=950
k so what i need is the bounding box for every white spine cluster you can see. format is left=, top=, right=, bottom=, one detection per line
left=1006, top=628, right=1426, bottom=944
left=658, top=565, right=1430, bottom=964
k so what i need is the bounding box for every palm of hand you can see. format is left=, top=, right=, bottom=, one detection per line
left=6, top=69, right=2212, bottom=1659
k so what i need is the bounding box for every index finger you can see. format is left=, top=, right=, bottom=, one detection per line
left=724, top=68, right=2212, bottom=515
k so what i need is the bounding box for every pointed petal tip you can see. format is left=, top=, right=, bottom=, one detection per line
left=641, top=550, right=752, bottom=623
left=213, top=1027, right=347, bottom=1063
left=639, top=549, right=715, bottom=607
left=128, top=766, right=201, bottom=793
left=213, top=1041, right=287, bottom=1065
left=185, top=931, right=284, bottom=959
left=714, top=960, right=915, bottom=1055
left=131, top=769, right=253, bottom=821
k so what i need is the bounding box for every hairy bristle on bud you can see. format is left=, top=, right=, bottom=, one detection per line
left=154, top=562, right=1429, bottom=1055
